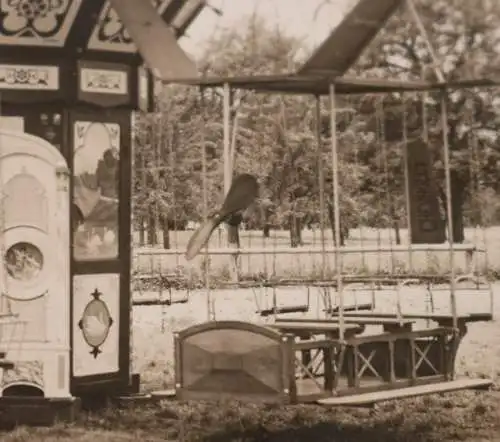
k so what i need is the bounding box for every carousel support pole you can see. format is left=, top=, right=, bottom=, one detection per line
left=223, top=82, right=239, bottom=282
left=315, top=96, right=327, bottom=284
left=407, top=0, right=458, bottom=358
left=329, top=83, right=344, bottom=341
left=440, top=91, right=458, bottom=335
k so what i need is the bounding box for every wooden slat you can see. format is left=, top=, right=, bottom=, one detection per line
left=317, top=378, right=492, bottom=406
left=299, top=0, right=404, bottom=76
left=294, top=339, right=337, bottom=351
left=326, top=317, right=415, bottom=326
left=339, top=312, right=473, bottom=320
left=132, top=299, right=188, bottom=306
left=325, top=303, right=374, bottom=313
left=275, top=317, right=413, bottom=326
left=150, top=389, right=177, bottom=400
left=338, top=313, right=493, bottom=324
left=259, top=305, right=309, bottom=317
left=270, top=322, right=362, bottom=333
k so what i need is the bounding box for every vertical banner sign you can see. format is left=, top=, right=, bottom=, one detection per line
left=406, top=139, right=445, bottom=244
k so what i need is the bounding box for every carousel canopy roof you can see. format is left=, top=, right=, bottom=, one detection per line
left=0, top=0, right=204, bottom=66
left=157, top=0, right=500, bottom=95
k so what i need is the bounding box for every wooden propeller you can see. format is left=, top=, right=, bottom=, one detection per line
left=185, top=174, right=258, bottom=261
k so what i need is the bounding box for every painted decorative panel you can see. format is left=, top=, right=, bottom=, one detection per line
left=72, top=274, right=120, bottom=377
left=0, top=0, right=82, bottom=47
left=87, top=0, right=173, bottom=53
left=80, top=68, right=128, bottom=95
left=73, top=121, right=120, bottom=261
left=0, top=64, right=59, bottom=90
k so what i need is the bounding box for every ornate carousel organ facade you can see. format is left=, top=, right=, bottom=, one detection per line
left=0, top=0, right=204, bottom=421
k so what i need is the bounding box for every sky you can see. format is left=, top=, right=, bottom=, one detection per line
left=178, top=0, right=353, bottom=59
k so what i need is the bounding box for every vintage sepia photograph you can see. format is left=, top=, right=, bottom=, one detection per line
left=0, top=0, right=498, bottom=441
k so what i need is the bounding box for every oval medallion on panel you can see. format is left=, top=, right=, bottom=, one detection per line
left=78, top=289, right=113, bottom=358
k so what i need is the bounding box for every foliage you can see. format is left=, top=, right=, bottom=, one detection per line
left=133, top=1, right=500, bottom=248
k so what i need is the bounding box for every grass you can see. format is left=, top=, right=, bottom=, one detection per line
left=4, top=226, right=500, bottom=441
left=3, top=391, right=500, bottom=441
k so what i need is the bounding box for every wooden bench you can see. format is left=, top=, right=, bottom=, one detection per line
left=275, top=317, right=415, bottom=332
left=338, top=312, right=492, bottom=335
left=269, top=322, right=364, bottom=339
left=339, top=312, right=492, bottom=323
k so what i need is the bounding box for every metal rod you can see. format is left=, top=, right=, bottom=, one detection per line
left=223, top=82, right=239, bottom=281
left=402, top=99, right=413, bottom=272
left=406, top=0, right=445, bottom=82
left=440, top=92, right=458, bottom=336
left=329, top=83, right=344, bottom=340
left=200, top=92, right=212, bottom=320
left=315, top=95, right=326, bottom=277
left=223, top=82, right=232, bottom=196
left=138, top=243, right=479, bottom=256
left=230, top=112, right=240, bottom=174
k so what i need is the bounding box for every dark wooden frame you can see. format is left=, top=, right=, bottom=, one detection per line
left=68, top=108, right=133, bottom=396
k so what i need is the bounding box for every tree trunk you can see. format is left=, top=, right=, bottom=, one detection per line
left=439, top=173, right=466, bottom=243
left=228, top=226, right=240, bottom=247
left=226, top=213, right=242, bottom=248
left=327, top=200, right=345, bottom=246
left=147, top=208, right=157, bottom=246
left=139, top=217, right=145, bottom=247
left=262, top=206, right=271, bottom=238
left=263, top=224, right=271, bottom=238
left=226, top=214, right=241, bottom=282
left=451, top=190, right=465, bottom=243
left=393, top=220, right=401, bottom=245
left=289, top=214, right=302, bottom=247
left=161, top=217, right=170, bottom=249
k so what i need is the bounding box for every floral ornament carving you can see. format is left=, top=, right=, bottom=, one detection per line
left=2, top=360, right=44, bottom=388
left=0, top=0, right=71, bottom=38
